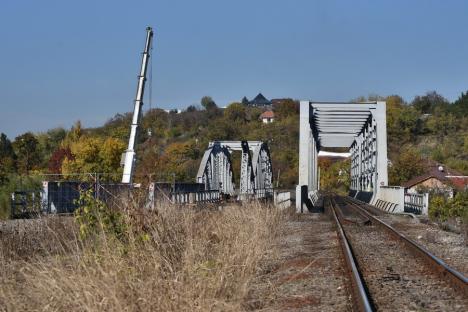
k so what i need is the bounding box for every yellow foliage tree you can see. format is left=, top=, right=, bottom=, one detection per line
left=61, top=136, right=125, bottom=180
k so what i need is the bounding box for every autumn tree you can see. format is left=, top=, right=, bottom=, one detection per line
left=48, top=147, right=74, bottom=174
left=389, top=147, right=425, bottom=185
left=61, top=136, right=125, bottom=179
left=36, top=127, right=67, bottom=168
left=272, top=99, right=298, bottom=119
left=319, top=158, right=350, bottom=194
left=155, top=142, right=200, bottom=182
left=224, top=102, right=246, bottom=122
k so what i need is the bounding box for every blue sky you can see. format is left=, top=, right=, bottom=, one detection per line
left=1, top=0, right=468, bottom=138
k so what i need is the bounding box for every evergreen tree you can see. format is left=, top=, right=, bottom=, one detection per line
left=0, top=133, right=16, bottom=183
left=452, top=91, right=468, bottom=116
left=241, top=96, right=249, bottom=105
left=12, top=132, right=41, bottom=174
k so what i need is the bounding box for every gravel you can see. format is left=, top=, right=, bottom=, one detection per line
left=345, top=223, right=468, bottom=311
left=376, top=214, right=468, bottom=276
left=245, top=213, right=352, bottom=311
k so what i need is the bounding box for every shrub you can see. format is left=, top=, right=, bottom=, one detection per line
left=429, top=191, right=468, bottom=223
left=74, top=188, right=127, bottom=241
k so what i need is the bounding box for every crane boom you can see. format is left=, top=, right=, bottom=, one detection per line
left=122, top=26, right=154, bottom=184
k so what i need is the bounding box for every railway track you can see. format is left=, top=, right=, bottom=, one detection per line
left=326, top=195, right=468, bottom=311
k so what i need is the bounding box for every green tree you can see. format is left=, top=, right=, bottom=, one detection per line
left=0, top=133, right=16, bottom=183
left=36, top=127, right=67, bottom=168
left=224, top=102, right=246, bottom=122
left=452, top=91, right=468, bottom=117
left=389, top=147, right=425, bottom=185
left=426, top=113, right=457, bottom=136
left=272, top=99, right=298, bottom=119
left=201, top=96, right=217, bottom=110
left=201, top=96, right=221, bottom=119
left=412, top=91, right=449, bottom=114
left=12, top=132, right=42, bottom=174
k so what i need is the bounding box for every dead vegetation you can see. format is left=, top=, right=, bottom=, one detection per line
left=0, top=203, right=284, bottom=311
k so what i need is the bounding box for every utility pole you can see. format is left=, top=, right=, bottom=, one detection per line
left=122, top=27, right=154, bottom=184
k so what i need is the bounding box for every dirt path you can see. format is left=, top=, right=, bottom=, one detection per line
left=245, top=213, right=352, bottom=311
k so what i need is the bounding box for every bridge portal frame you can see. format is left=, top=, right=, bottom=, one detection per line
left=297, top=101, right=388, bottom=212
left=196, top=140, right=273, bottom=198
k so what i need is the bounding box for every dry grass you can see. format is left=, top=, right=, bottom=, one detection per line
left=0, top=203, right=284, bottom=311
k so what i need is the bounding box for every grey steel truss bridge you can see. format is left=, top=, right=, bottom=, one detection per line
left=196, top=141, right=273, bottom=198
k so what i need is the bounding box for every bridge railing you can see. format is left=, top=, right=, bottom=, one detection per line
left=404, top=192, right=429, bottom=215
left=238, top=188, right=274, bottom=200
left=171, top=190, right=221, bottom=204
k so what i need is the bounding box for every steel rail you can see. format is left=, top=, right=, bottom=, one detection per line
left=344, top=196, right=468, bottom=297
left=326, top=197, right=374, bottom=312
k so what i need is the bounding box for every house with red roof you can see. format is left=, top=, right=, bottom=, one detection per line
left=402, top=162, right=468, bottom=197
left=259, top=110, right=275, bottom=123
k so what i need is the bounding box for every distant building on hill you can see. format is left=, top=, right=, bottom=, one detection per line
left=259, top=110, right=275, bottom=123
left=242, top=93, right=272, bottom=107
left=403, top=162, right=468, bottom=197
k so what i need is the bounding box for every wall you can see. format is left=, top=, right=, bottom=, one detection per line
left=372, top=186, right=405, bottom=213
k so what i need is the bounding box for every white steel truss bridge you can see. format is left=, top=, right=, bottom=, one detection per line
left=297, top=101, right=388, bottom=212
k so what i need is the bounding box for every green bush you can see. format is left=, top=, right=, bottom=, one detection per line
left=429, top=195, right=448, bottom=221
left=74, top=189, right=127, bottom=241
left=0, top=174, right=42, bottom=219
left=429, top=191, right=468, bottom=222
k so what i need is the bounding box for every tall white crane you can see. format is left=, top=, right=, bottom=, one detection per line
left=122, top=27, right=154, bottom=184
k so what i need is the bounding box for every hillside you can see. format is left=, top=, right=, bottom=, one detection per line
left=1, top=91, right=468, bottom=217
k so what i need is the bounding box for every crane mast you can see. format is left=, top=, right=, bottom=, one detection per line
left=122, top=27, right=154, bottom=184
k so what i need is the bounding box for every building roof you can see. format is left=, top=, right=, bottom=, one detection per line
left=250, top=93, right=271, bottom=106
left=259, top=110, right=275, bottom=119
left=402, top=161, right=468, bottom=190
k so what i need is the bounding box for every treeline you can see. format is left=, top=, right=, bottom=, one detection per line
left=0, top=91, right=467, bottom=218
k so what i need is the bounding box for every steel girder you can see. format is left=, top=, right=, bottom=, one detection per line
left=240, top=141, right=255, bottom=194
left=251, top=142, right=273, bottom=191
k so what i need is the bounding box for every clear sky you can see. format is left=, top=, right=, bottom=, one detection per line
left=1, top=0, right=468, bottom=138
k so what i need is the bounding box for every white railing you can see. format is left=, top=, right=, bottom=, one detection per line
left=404, top=193, right=429, bottom=215
left=238, top=188, right=274, bottom=200
left=171, top=190, right=221, bottom=204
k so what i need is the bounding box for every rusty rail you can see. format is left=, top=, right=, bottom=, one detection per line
left=326, top=197, right=374, bottom=312
left=343, top=196, right=468, bottom=297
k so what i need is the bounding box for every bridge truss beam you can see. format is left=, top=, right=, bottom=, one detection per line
left=196, top=142, right=234, bottom=195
